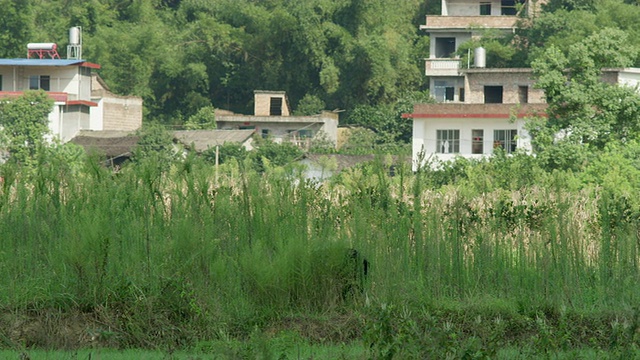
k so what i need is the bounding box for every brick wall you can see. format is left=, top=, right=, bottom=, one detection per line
left=102, top=97, right=143, bottom=131
left=465, top=70, right=545, bottom=104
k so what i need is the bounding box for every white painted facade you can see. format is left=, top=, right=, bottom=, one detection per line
left=0, top=59, right=141, bottom=143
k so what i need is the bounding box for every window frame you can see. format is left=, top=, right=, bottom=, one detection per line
left=29, top=75, right=50, bottom=91
left=436, top=129, right=460, bottom=154
left=480, top=2, right=492, bottom=15
left=493, top=129, right=518, bottom=154
left=472, top=129, right=484, bottom=154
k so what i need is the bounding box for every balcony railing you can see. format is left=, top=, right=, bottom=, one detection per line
left=425, top=59, right=461, bottom=76
left=421, top=15, right=519, bottom=31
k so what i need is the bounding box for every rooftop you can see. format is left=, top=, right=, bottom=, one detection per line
left=0, top=59, right=100, bottom=69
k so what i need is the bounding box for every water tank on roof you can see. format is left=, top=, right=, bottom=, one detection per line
left=27, top=43, right=57, bottom=50
left=474, top=47, right=486, bottom=68
left=69, top=27, right=81, bottom=45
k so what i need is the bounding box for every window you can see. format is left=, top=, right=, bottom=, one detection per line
left=459, top=88, right=465, bottom=102
left=261, top=129, right=270, bottom=138
left=501, top=0, right=524, bottom=15
left=472, top=129, right=484, bottom=154
left=494, top=129, right=518, bottom=154
left=480, top=2, right=492, bottom=15
left=518, top=85, right=529, bottom=104
left=436, top=130, right=460, bottom=154
left=445, top=87, right=455, bottom=101
left=0, top=75, right=2, bottom=91
left=434, top=81, right=456, bottom=102
left=269, top=97, right=283, bottom=116
left=435, top=37, right=456, bottom=58
left=484, top=86, right=503, bottom=103
left=29, top=75, right=50, bottom=91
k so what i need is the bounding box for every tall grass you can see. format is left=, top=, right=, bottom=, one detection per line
left=0, top=154, right=639, bottom=349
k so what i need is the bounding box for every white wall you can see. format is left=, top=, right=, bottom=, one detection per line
left=618, top=69, right=640, bottom=89
left=0, top=65, right=91, bottom=100
left=412, top=116, right=531, bottom=170
left=446, top=0, right=503, bottom=16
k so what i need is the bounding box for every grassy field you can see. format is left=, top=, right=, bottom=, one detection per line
left=0, top=154, right=639, bottom=358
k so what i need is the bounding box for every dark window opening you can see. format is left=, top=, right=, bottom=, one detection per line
left=269, top=97, right=283, bottom=116
left=0, top=75, right=3, bottom=91
left=459, top=88, right=465, bottom=102
left=435, top=37, right=456, bottom=58
left=445, top=87, right=455, bottom=101
left=472, top=129, right=484, bottom=154
left=518, top=85, right=529, bottom=104
left=40, top=75, right=50, bottom=91
left=501, top=0, right=524, bottom=15
left=480, top=2, right=492, bottom=15
left=261, top=129, right=270, bottom=138
left=484, top=86, right=503, bottom=104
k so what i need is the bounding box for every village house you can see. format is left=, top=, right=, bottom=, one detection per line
left=410, top=0, right=552, bottom=170
left=0, top=58, right=142, bottom=142
left=0, top=30, right=142, bottom=143
left=215, top=90, right=339, bottom=149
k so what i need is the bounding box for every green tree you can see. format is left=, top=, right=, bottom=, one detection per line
left=530, top=28, right=640, bottom=170
left=132, top=122, right=175, bottom=163
left=0, top=91, right=53, bottom=165
left=0, top=0, right=32, bottom=58
left=184, top=106, right=216, bottom=130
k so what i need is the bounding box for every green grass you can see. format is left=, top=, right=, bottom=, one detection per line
left=0, top=154, right=639, bottom=355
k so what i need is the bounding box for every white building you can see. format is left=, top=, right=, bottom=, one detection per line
left=0, top=59, right=141, bottom=142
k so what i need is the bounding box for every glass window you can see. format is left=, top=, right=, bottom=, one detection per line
left=28, top=75, right=51, bottom=91
left=436, top=130, right=460, bottom=154
left=40, top=75, right=50, bottom=91
left=494, top=129, right=518, bottom=154
left=480, top=3, right=492, bottom=15
left=472, top=129, right=484, bottom=154
left=29, top=75, right=39, bottom=90
left=501, top=0, right=524, bottom=16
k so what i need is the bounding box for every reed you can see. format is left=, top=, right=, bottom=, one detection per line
left=0, top=153, right=638, bottom=350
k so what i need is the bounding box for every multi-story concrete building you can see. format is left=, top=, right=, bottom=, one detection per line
left=410, top=0, right=549, bottom=169
left=422, top=0, right=545, bottom=102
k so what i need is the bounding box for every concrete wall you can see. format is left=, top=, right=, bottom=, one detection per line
left=216, top=113, right=339, bottom=147
left=90, top=74, right=143, bottom=132
left=618, top=69, right=640, bottom=89
left=100, top=97, right=143, bottom=131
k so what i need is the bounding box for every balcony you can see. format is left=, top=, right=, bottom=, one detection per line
left=425, top=59, right=461, bottom=76
left=421, top=15, right=519, bottom=31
